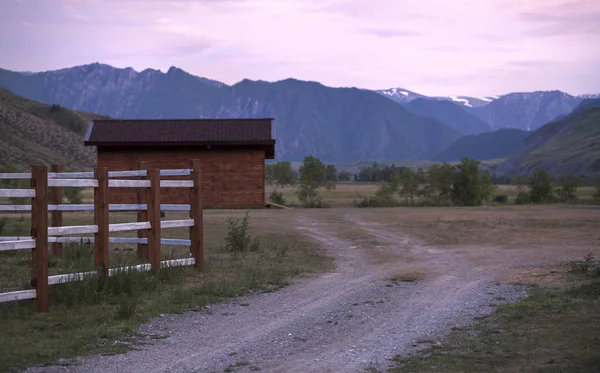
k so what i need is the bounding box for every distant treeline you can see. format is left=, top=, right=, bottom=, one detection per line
left=267, top=161, right=600, bottom=186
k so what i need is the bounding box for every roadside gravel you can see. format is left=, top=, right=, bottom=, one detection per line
left=26, top=211, right=528, bottom=373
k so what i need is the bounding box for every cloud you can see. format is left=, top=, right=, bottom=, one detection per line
left=21, top=21, right=32, bottom=27
left=509, top=60, right=557, bottom=67
left=519, top=0, right=600, bottom=36
left=360, top=27, right=419, bottom=38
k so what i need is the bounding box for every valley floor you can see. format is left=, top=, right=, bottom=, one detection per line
left=21, top=206, right=600, bottom=373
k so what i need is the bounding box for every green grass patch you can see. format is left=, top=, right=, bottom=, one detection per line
left=390, top=275, right=600, bottom=373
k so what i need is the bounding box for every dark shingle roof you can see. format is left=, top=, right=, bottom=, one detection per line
left=84, top=118, right=274, bottom=145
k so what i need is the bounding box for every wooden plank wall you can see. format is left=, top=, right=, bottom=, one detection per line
left=97, top=148, right=265, bottom=208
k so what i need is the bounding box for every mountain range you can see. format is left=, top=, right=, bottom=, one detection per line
left=0, top=63, right=598, bottom=169
left=495, top=98, right=600, bottom=177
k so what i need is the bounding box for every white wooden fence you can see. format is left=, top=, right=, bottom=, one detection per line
left=0, top=164, right=203, bottom=312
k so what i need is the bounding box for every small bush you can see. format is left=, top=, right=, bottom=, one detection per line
left=570, top=253, right=600, bottom=277
left=63, top=187, right=83, bottom=204
left=117, top=294, right=138, bottom=319
left=515, top=191, right=531, bottom=205
left=494, top=194, right=508, bottom=203
left=225, top=212, right=260, bottom=253
left=353, top=194, right=396, bottom=208
left=301, top=195, right=329, bottom=208
left=269, top=191, right=286, bottom=206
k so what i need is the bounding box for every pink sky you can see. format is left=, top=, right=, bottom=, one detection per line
left=1, top=0, right=599, bottom=96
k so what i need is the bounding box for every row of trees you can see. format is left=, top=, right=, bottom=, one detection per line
left=266, top=157, right=600, bottom=208
left=355, top=158, right=495, bottom=207
left=266, top=157, right=336, bottom=207
left=513, top=169, right=598, bottom=204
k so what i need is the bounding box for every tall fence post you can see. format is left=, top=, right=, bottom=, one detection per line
left=189, top=160, right=203, bottom=268
left=147, top=168, right=161, bottom=271
left=31, top=165, right=49, bottom=312
left=94, top=167, right=109, bottom=277
left=50, top=165, right=62, bottom=256
left=137, top=161, right=149, bottom=260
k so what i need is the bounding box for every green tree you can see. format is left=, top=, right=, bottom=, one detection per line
left=451, top=158, right=495, bottom=206
left=398, top=168, right=420, bottom=206
left=270, top=161, right=297, bottom=189
left=266, top=161, right=297, bottom=206
left=479, top=170, right=496, bottom=204
left=451, top=158, right=480, bottom=206
left=427, top=163, right=455, bottom=205
left=296, top=156, right=335, bottom=207
left=338, top=170, right=352, bottom=181
left=529, top=168, right=554, bottom=203
left=555, top=176, right=582, bottom=203
left=325, top=164, right=338, bottom=182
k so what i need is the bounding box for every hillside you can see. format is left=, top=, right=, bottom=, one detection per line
left=0, top=89, right=106, bottom=169
left=497, top=99, right=600, bottom=177
left=404, top=98, right=491, bottom=134
left=0, top=64, right=460, bottom=163
left=433, top=128, right=529, bottom=162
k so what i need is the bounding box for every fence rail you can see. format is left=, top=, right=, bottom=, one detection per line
left=0, top=169, right=192, bottom=180
left=0, top=236, right=191, bottom=246
left=0, top=203, right=193, bottom=212
left=0, top=163, right=204, bottom=312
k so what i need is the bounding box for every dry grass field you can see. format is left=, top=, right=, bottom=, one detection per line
left=266, top=183, right=599, bottom=207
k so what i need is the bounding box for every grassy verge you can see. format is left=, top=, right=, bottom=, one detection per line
left=0, top=210, right=332, bottom=372
left=390, top=266, right=600, bottom=373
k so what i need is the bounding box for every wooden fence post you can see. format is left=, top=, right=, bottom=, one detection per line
left=50, top=165, right=62, bottom=256
left=147, top=168, right=161, bottom=271
left=137, top=161, right=149, bottom=260
left=31, top=165, right=49, bottom=312
left=189, top=160, right=203, bottom=268
left=94, top=167, right=109, bottom=277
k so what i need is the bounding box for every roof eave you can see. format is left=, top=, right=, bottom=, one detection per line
left=84, top=140, right=276, bottom=147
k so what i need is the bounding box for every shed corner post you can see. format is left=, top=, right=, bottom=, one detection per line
left=94, top=167, right=109, bottom=278
left=31, top=165, right=49, bottom=312
left=189, top=159, right=203, bottom=269
left=50, top=165, right=63, bottom=256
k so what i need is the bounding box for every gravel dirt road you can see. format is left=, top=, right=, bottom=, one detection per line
left=27, top=211, right=528, bottom=373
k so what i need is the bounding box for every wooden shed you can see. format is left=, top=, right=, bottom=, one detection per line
left=83, top=118, right=275, bottom=208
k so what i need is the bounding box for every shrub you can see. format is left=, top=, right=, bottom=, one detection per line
left=63, top=187, right=83, bottom=204
left=353, top=195, right=379, bottom=208
left=515, top=191, right=531, bottom=205
left=225, top=212, right=260, bottom=253
left=268, top=191, right=286, bottom=206
left=494, top=194, right=508, bottom=203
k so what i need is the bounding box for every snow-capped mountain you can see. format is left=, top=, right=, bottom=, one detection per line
left=376, top=87, right=501, bottom=107
left=433, top=95, right=500, bottom=108
left=374, top=88, right=427, bottom=104
left=375, top=87, right=598, bottom=132
left=578, top=93, right=600, bottom=99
